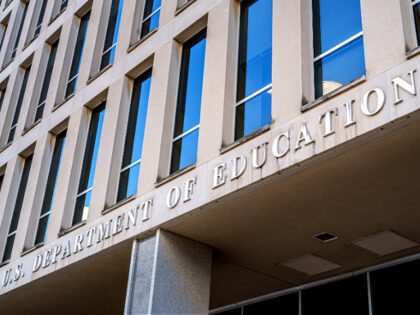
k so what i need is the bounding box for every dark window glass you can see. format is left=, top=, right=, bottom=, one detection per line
left=35, top=41, right=59, bottom=122
left=11, top=2, right=28, bottom=59
left=0, top=22, right=8, bottom=52
left=60, top=0, right=68, bottom=12
left=243, top=293, right=298, bottom=315
left=117, top=69, right=151, bottom=201
left=370, top=259, right=420, bottom=315
left=100, top=0, right=124, bottom=70
left=34, top=0, right=48, bottom=37
left=2, top=154, right=33, bottom=262
left=0, top=88, right=6, bottom=112
left=34, top=131, right=66, bottom=245
left=413, top=1, right=420, bottom=46
left=8, top=65, right=31, bottom=144
left=301, top=275, right=369, bottom=315
left=170, top=29, right=206, bottom=174
left=313, top=0, right=365, bottom=98
left=0, top=173, right=4, bottom=191
left=214, top=308, right=241, bottom=315
left=235, top=0, right=272, bottom=140
left=140, top=0, right=161, bottom=39
left=65, top=11, right=90, bottom=98
left=72, top=103, right=105, bottom=225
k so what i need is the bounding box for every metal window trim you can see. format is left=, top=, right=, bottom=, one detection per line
left=413, top=0, right=420, bottom=6
left=172, top=124, right=199, bottom=143
left=39, top=210, right=51, bottom=220
left=6, top=230, right=16, bottom=238
left=66, top=74, right=78, bottom=86
left=37, top=99, right=46, bottom=109
left=142, top=7, right=161, bottom=23
left=102, top=42, right=117, bottom=56
left=120, top=159, right=141, bottom=173
left=412, top=0, right=420, bottom=46
left=235, top=83, right=272, bottom=107
left=313, top=31, right=363, bottom=62
left=76, top=186, right=93, bottom=198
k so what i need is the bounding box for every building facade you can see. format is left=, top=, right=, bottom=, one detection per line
left=0, top=0, right=419, bottom=313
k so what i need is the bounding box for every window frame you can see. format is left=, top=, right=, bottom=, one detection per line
left=72, top=102, right=106, bottom=226
left=412, top=0, right=420, bottom=46
left=65, top=11, right=90, bottom=99
left=169, top=29, right=207, bottom=174
left=140, top=0, right=161, bottom=40
left=234, top=0, right=273, bottom=141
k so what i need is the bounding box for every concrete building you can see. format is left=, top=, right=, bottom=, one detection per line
left=0, top=0, right=419, bottom=313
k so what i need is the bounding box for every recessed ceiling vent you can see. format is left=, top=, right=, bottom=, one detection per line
left=279, top=254, right=341, bottom=276
left=313, top=232, right=337, bottom=242
left=350, top=231, right=418, bottom=256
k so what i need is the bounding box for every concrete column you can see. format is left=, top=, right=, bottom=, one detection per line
left=124, top=230, right=212, bottom=315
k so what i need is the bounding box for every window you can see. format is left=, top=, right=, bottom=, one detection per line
left=0, top=173, right=4, bottom=192
left=0, top=20, right=8, bottom=53
left=65, top=11, right=90, bottom=98
left=2, top=154, right=33, bottom=262
left=117, top=69, right=151, bottom=201
left=72, top=103, right=105, bottom=225
left=412, top=0, right=420, bottom=46
left=301, top=275, right=369, bottom=315
left=312, top=0, right=365, bottom=98
left=235, top=0, right=272, bottom=140
left=11, top=2, right=28, bottom=60
left=34, top=0, right=48, bottom=37
left=140, top=0, right=161, bottom=40
left=60, top=0, right=68, bottom=12
left=177, top=0, right=193, bottom=10
left=0, top=87, right=6, bottom=112
left=8, top=65, right=31, bottom=144
left=170, top=29, right=206, bottom=174
left=370, top=259, right=420, bottom=314
left=34, top=131, right=66, bottom=245
left=100, top=0, right=124, bottom=70
left=34, top=41, right=59, bottom=123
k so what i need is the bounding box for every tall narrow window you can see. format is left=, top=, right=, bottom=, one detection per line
left=412, top=0, right=420, bottom=46
left=73, top=103, right=105, bottom=225
left=170, top=30, right=206, bottom=174
left=60, top=0, right=68, bottom=12
left=0, top=172, right=4, bottom=192
left=117, top=69, right=151, bottom=201
left=0, top=21, right=8, bottom=53
left=100, top=0, right=124, bottom=70
left=0, top=87, right=6, bottom=112
left=65, top=12, right=90, bottom=98
left=34, top=0, right=48, bottom=37
left=11, top=2, right=28, bottom=59
left=313, top=0, right=365, bottom=98
left=235, top=0, right=272, bottom=140
left=35, top=41, right=59, bottom=123
left=2, top=154, right=33, bottom=263
left=8, top=65, right=31, bottom=144
left=34, top=131, right=66, bottom=245
left=140, top=0, right=161, bottom=40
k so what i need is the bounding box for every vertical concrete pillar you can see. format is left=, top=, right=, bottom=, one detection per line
left=124, top=230, right=212, bottom=315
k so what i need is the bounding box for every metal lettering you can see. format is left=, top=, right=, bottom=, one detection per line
left=73, top=234, right=84, bottom=253
left=343, top=100, right=356, bottom=127
left=86, top=228, right=96, bottom=247
left=2, top=269, right=11, bottom=286
left=112, top=214, right=124, bottom=235
left=62, top=240, right=71, bottom=259
left=295, top=123, right=314, bottom=150
left=361, top=88, right=386, bottom=116
left=140, top=200, right=152, bottom=222
left=272, top=131, right=290, bottom=158
left=42, top=250, right=52, bottom=268
left=231, top=155, right=247, bottom=180
left=166, top=186, right=181, bottom=208
left=51, top=245, right=62, bottom=264
left=212, top=163, right=227, bottom=188
left=126, top=206, right=139, bottom=228
left=33, top=255, right=42, bottom=272
left=97, top=220, right=112, bottom=243
left=319, top=108, right=338, bottom=137
left=184, top=178, right=196, bottom=202
left=392, top=69, right=416, bottom=104
left=252, top=142, right=268, bottom=168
